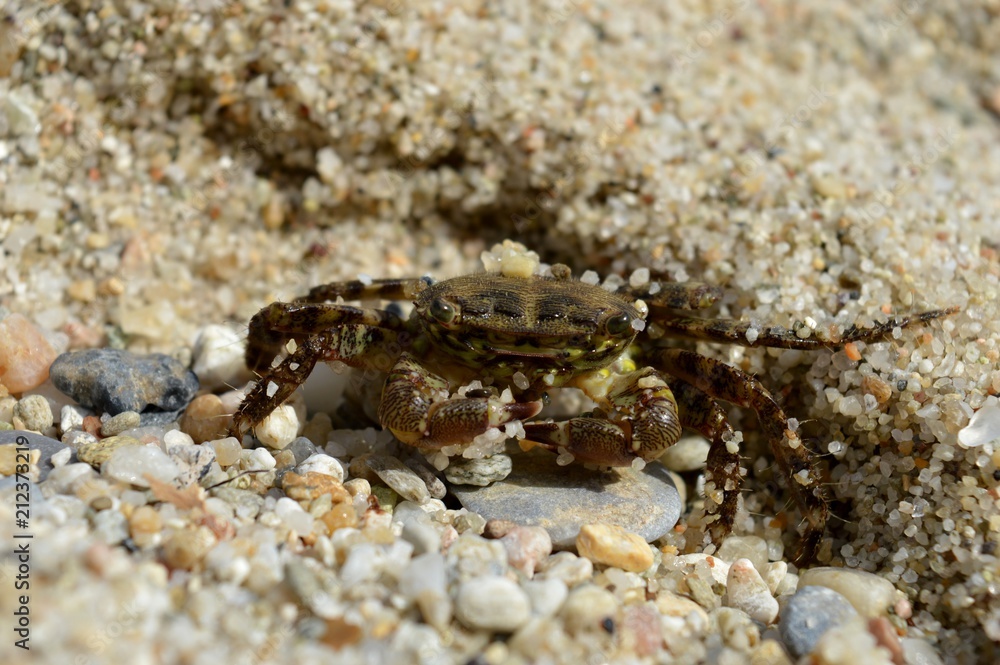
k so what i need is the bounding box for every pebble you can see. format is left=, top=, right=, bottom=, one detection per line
left=14, top=395, right=54, bottom=432
left=210, top=437, right=242, bottom=467
left=191, top=324, right=249, bottom=391
left=179, top=395, right=230, bottom=443
left=162, top=526, right=216, bottom=570
left=655, top=591, right=710, bottom=624
left=103, top=444, right=181, bottom=487
left=536, top=551, right=594, bottom=587
left=0, top=431, right=65, bottom=481
left=900, top=637, right=945, bottom=665
left=297, top=453, right=345, bottom=482
left=0, top=441, right=39, bottom=476
left=91, top=509, right=129, bottom=545
left=0, top=313, right=58, bottom=393
left=443, top=454, right=513, bottom=486
left=288, top=436, right=319, bottom=464
left=576, top=523, right=654, bottom=572
left=43, top=463, right=97, bottom=495
left=401, top=516, right=442, bottom=555
left=366, top=454, right=430, bottom=504
left=167, top=443, right=217, bottom=486
left=560, top=584, right=619, bottom=634
left=49, top=349, right=199, bottom=418
left=452, top=448, right=680, bottom=547
left=403, top=456, right=447, bottom=499
left=60, top=405, right=87, bottom=433
left=254, top=404, right=300, bottom=449
left=750, top=639, right=794, bottom=665
left=778, top=585, right=859, bottom=659
left=724, top=558, right=779, bottom=625
left=659, top=435, right=710, bottom=472
left=77, top=435, right=144, bottom=467
left=957, top=403, right=1000, bottom=448
left=100, top=411, right=141, bottom=437
left=797, top=567, right=898, bottom=618
left=455, top=576, right=532, bottom=632
left=399, top=552, right=451, bottom=630
left=500, top=526, right=552, bottom=577
left=522, top=578, right=568, bottom=617
left=717, top=535, right=771, bottom=575
left=281, top=471, right=351, bottom=504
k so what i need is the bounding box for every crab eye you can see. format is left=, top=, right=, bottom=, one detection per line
left=605, top=311, right=633, bottom=336
left=429, top=298, right=458, bottom=324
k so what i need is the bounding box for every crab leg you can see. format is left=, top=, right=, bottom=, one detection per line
left=657, top=348, right=826, bottom=562
left=245, top=302, right=406, bottom=372
left=670, top=379, right=743, bottom=544
left=653, top=306, right=958, bottom=350
left=298, top=276, right=431, bottom=304
left=617, top=281, right=722, bottom=310
left=231, top=324, right=404, bottom=440
left=522, top=367, right=683, bottom=466
left=379, top=353, right=542, bottom=448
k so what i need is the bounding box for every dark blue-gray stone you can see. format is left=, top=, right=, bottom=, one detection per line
left=49, top=349, right=199, bottom=420
left=0, top=430, right=69, bottom=482
left=779, top=585, right=859, bottom=658
left=451, top=448, right=681, bottom=548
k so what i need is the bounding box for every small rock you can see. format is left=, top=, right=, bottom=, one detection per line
left=297, top=453, right=345, bottom=482
left=366, top=454, right=430, bottom=504
left=91, top=509, right=129, bottom=545
left=779, top=585, right=858, bottom=659
left=900, top=637, right=945, bottom=665
left=455, top=576, right=532, bottom=632
left=444, top=454, right=513, bottom=486
left=501, top=526, right=552, bottom=577
left=484, top=518, right=518, bottom=539
left=560, top=584, right=618, bottom=634
left=78, top=435, right=143, bottom=467
left=0, top=313, right=58, bottom=393
left=725, top=558, right=779, bottom=625
left=536, top=551, right=594, bottom=587
left=288, top=436, right=319, bottom=464
left=168, top=443, right=217, bottom=486
left=452, top=448, right=680, bottom=547
left=659, top=435, right=710, bottom=472
left=60, top=405, right=87, bottom=433
left=957, top=404, right=1000, bottom=448
left=0, top=441, right=40, bottom=476
left=180, top=395, right=230, bottom=444
left=247, top=447, right=276, bottom=470
left=797, top=567, right=898, bottom=618
left=750, top=639, right=794, bottom=665
left=103, top=445, right=181, bottom=487
left=129, top=505, right=163, bottom=540
left=281, top=471, right=351, bottom=504
left=254, top=404, right=300, bottom=449
left=401, top=517, right=442, bottom=555
left=576, top=523, right=654, bottom=572
left=210, top=437, right=242, bottom=467
left=162, top=526, right=216, bottom=570
left=718, top=535, right=770, bottom=574
left=399, top=552, right=451, bottom=630
left=14, top=395, right=54, bottom=432
left=100, top=411, right=141, bottom=437
left=523, top=578, right=568, bottom=618
left=403, top=455, right=447, bottom=499
left=49, top=349, right=199, bottom=418
left=191, top=324, right=249, bottom=391
left=655, top=590, right=709, bottom=624
left=44, top=463, right=97, bottom=495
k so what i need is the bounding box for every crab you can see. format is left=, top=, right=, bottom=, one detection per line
left=230, top=262, right=955, bottom=562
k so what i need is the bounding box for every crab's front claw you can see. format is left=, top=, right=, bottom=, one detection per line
left=522, top=418, right=640, bottom=466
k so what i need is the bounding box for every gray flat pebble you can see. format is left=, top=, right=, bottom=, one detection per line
left=0, top=430, right=68, bottom=481
left=778, top=585, right=859, bottom=659
left=451, top=449, right=681, bottom=548
left=50, top=348, right=199, bottom=417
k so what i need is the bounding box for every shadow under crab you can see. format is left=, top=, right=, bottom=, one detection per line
left=229, top=264, right=956, bottom=563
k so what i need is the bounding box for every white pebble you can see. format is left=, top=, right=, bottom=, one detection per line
left=255, top=404, right=300, bottom=449
left=103, top=445, right=181, bottom=487
left=455, top=576, right=532, bottom=632
left=274, top=496, right=314, bottom=536
left=957, top=404, right=1000, bottom=448
left=191, top=324, right=249, bottom=391
left=60, top=405, right=86, bottom=433
left=247, top=447, right=276, bottom=471
left=297, top=453, right=345, bottom=482
left=523, top=578, right=568, bottom=617
left=725, top=558, right=779, bottom=625
left=50, top=446, right=72, bottom=468
left=580, top=270, right=600, bottom=285
left=15, top=394, right=53, bottom=432
left=163, top=429, right=194, bottom=447
left=797, top=567, right=898, bottom=618
left=628, top=267, right=650, bottom=288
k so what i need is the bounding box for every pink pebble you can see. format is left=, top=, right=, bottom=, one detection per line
left=0, top=314, right=58, bottom=393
